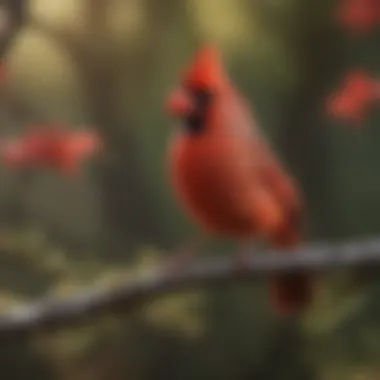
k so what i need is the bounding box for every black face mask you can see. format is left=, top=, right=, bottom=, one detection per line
left=183, top=89, right=213, bottom=135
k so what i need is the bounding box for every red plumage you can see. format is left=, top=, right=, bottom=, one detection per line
left=166, top=46, right=312, bottom=315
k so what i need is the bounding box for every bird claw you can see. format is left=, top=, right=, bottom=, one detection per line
left=161, top=238, right=203, bottom=275
left=234, top=249, right=252, bottom=272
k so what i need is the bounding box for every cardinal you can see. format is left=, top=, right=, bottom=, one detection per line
left=165, top=46, right=313, bottom=316
left=327, top=70, right=380, bottom=126
left=0, top=124, right=102, bottom=176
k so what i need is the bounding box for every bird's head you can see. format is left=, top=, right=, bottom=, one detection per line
left=165, top=46, right=226, bottom=134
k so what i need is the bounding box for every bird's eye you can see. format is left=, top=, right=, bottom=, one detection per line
left=194, top=89, right=212, bottom=109
left=183, top=89, right=213, bottom=134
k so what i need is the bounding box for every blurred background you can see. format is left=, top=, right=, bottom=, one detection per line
left=0, top=0, right=379, bottom=379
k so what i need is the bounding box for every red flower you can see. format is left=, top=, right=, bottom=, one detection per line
left=337, top=0, right=380, bottom=34
left=327, top=70, right=378, bottom=126
left=0, top=124, right=103, bottom=176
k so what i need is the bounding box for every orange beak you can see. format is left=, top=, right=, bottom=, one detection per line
left=165, top=88, right=194, bottom=117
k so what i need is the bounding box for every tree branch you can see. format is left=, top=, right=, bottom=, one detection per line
left=0, top=0, right=27, bottom=58
left=0, top=237, right=379, bottom=342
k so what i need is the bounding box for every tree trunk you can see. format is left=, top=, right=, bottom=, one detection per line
left=273, top=1, right=342, bottom=379
left=279, top=0, right=341, bottom=238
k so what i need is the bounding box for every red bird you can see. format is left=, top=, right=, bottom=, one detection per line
left=327, top=70, right=380, bottom=126
left=165, top=46, right=313, bottom=316
left=0, top=124, right=102, bottom=176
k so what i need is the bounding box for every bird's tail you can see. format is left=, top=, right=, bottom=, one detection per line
left=269, top=224, right=313, bottom=316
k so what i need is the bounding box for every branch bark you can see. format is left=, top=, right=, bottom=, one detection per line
left=0, top=236, right=378, bottom=342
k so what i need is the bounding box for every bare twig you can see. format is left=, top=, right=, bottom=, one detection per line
left=0, top=236, right=378, bottom=342
left=0, top=0, right=27, bottom=58
left=0, top=0, right=36, bottom=122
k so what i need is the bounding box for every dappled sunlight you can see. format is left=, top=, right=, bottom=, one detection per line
left=187, top=0, right=257, bottom=53
left=8, top=28, right=83, bottom=119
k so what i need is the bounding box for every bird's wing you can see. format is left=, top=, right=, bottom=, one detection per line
left=256, top=140, right=300, bottom=210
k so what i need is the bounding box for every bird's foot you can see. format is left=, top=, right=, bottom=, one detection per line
left=162, top=237, right=204, bottom=275
left=234, top=247, right=253, bottom=272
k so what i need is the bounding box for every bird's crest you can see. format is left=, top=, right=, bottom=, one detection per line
left=182, top=46, right=226, bottom=91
